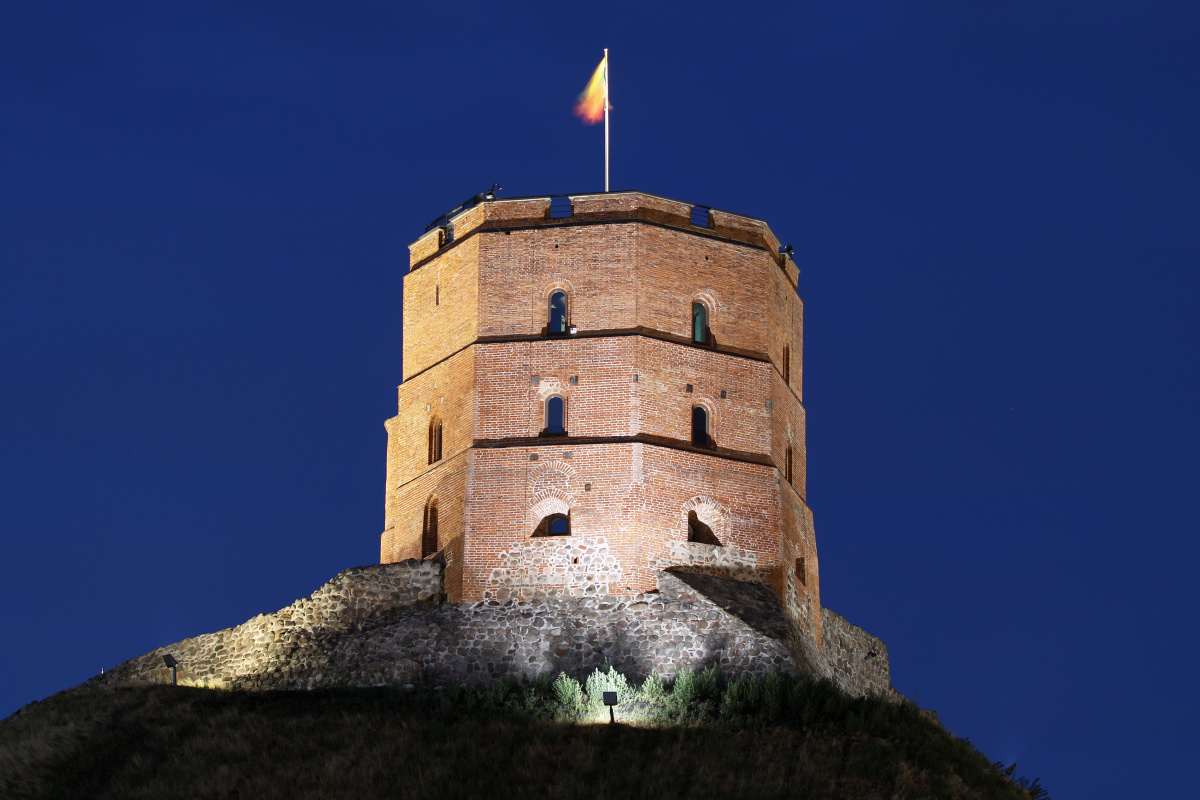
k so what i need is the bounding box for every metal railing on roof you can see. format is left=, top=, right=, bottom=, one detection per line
left=424, top=184, right=501, bottom=234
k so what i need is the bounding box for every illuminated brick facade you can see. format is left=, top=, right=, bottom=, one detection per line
left=381, top=192, right=822, bottom=643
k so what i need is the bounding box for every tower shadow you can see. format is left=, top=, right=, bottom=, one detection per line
left=667, top=571, right=791, bottom=644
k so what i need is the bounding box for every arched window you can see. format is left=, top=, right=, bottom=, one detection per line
left=785, top=445, right=794, bottom=485
left=428, top=417, right=442, bottom=464
left=549, top=291, right=568, bottom=334
left=545, top=396, right=566, bottom=436
left=692, top=301, right=709, bottom=344
left=533, top=512, right=571, bottom=537
left=687, top=511, right=721, bottom=546
left=422, top=498, right=439, bottom=558
left=691, top=406, right=710, bottom=448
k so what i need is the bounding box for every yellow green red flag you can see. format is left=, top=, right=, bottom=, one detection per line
left=573, top=53, right=608, bottom=125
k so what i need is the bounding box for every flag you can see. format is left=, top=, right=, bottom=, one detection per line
left=573, top=54, right=608, bottom=125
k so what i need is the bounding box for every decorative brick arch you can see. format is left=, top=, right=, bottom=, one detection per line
left=540, top=278, right=577, bottom=300
left=530, top=460, right=578, bottom=521
left=535, top=378, right=570, bottom=402
left=681, top=495, right=731, bottom=542
left=690, top=290, right=720, bottom=312
left=531, top=459, right=578, bottom=484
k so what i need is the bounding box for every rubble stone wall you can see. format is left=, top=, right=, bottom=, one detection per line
left=820, top=607, right=893, bottom=697
left=87, top=563, right=890, bottom=699
left=89, top=561, right=443, bottom=690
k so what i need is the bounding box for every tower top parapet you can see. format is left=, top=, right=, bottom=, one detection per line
left=409, top=190, right=794, bottom=277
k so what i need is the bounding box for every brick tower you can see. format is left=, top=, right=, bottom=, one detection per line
left=381, top=191, right=822, bottom=643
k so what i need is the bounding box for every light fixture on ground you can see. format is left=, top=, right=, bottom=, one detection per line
left=163, top=653, right=179, bottom=685
left=603, top=691, right=618, bottom=723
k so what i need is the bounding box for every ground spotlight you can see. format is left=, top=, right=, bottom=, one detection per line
left=163, top=653, right=179, bottom=685
left=603, top=691, right=618, bottom=723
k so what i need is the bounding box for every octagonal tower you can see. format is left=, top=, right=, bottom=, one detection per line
left=381, top=191, right=821, bottom=642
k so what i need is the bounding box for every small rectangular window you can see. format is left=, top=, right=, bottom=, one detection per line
left=690, top=206, right=711, bottom=228
left=549, top=196, right=573, bottom=219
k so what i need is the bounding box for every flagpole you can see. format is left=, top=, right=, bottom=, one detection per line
left=603, top=48, right=609, bottom=192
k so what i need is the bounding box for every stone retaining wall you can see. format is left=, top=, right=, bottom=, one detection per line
left=85, top=562, right=892, bottom=698
left=820, top=607, right=893, bottom=697
left=88, top=560, right=443, bottom=689
left=296, top=571, right=796, bottom=689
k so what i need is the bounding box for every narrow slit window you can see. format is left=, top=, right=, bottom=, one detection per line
left=435, top=285, right=440, bottom=306
left=545, top=396, right=566, bottom=435
left=422, top=500, right=439, bottom=558
left=692, top=302, right=708, bottom=344
left=691, top=406, right=709, bottom=448
left=690, top=205, right=711, bottom=228
left=549, top=196, right=573, bottom=219
left=782, top=345, right=790, bottom=383
left=786, top=445, right=794, bottom=485
left=549, top=291, right=568, bottom=334
left=428, top=418, right=442, bottom=464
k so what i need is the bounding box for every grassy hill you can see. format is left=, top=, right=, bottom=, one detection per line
left=1, top=669, right=1046, bottom=799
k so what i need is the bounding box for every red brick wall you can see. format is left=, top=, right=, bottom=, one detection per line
left=478, top=225, right=640, bottom=338
left=383, top=348, right=474, bottom=512
left=381, top=456, right=467, bottom=600
left=402, top=237, right=479, bottom=380
left=385, top=192, right=818, bottom=639
left=470, top=337, right=777, bottom=453
left=460, top=443, right=786, bottom=601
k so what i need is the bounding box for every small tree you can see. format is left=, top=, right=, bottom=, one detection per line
left=553, top=673, right=585, bottom=713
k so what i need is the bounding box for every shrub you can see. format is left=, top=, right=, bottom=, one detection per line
left=670, top=669, right=696, bottom=705
left=639, top=673, right=665, bottom=699
left=552, top=674, right=584, bottom=712
left=694, top=665, right=722, bottom=700
left=521, top=685, right=540, bottom=716
left=584, top=664, right=635, bottom=704
left=762, top=670, right=784, bottom=721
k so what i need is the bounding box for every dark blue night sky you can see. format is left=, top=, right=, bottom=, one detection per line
left=3, top=3, right=1197, bottom=797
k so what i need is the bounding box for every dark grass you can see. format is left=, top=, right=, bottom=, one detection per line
left=1, top=671, right=1043, bottom=800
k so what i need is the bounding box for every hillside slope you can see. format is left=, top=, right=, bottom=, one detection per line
left=1, top=675, right=1045, bottom=800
